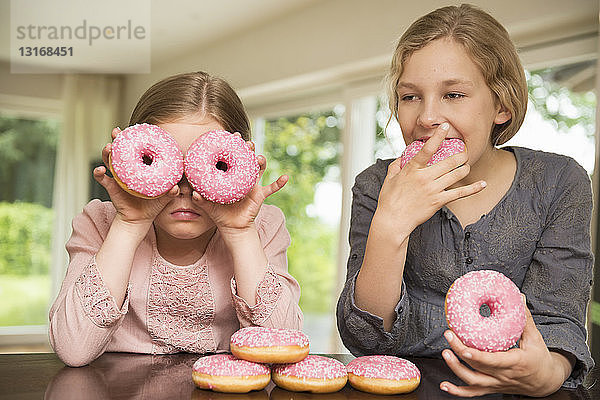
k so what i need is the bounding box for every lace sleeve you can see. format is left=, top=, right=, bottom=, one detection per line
left=75, top=256, right=129, bottom=328
left=230, top=266, right=282, bottom=325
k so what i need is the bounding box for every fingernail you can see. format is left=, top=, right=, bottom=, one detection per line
left=463, top=351, right=472, bottom=359
left=442, top=350, right=451, bottom=361
left=481, top=180, right=487, bottom=188
left=441, top=384, right=449, bottom=392
left=444, top=331, right=453, bottom=342
left=441, top=122, right=449, bottom=131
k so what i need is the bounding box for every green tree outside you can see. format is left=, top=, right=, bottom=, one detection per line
left=261, top=111, right=342, bottom=313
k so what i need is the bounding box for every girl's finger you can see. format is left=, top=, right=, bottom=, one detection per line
left=440, top=380, right=492, bottom=398
left=410, top=122, right=450, bottom=167
left=444, top=330, right=518, bottom=375
left=439, top=180, right=487, bottom=204
left=426, top=150, right=469, bottom=179
left=441, top=348, right=498, bottom=387
left=102, top=143, right=112, bottom=166
left=518, top=295, right=546, bottom=349
left=111, top=127, right=121, bottom=140
left=433, top=163, right=471, bottom=190
left=256, top=155, right=267, bottom=180
left=263, top=175, right=288, bottom=199
left=93, top=166, right=119, bottom=194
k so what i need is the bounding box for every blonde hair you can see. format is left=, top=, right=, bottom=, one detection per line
left=130, top=71, right=251, bottom=141
left=387, top=4, right=528, bottom=145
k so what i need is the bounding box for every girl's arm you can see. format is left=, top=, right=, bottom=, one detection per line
left=49, top=128, right=178, bottom=366
left=193, top=151, right=302, bottom=329
left=354, top=123, right=484, bottom=330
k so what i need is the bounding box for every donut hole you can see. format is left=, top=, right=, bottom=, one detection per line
left=215, top=161, right=229, bottom=172
left=479, top=303, right=492, bottom=318
left=142, top=154, right=153, bottom=166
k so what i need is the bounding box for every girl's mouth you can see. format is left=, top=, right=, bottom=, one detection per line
left=171, top=208, right=200, bottom=220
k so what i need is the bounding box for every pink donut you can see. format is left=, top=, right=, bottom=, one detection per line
left=400, top=138, right=465, bottom=169
left=109, top=123, right=184, bottom=198
left=272, top=355, right=348, bottom=393
left=230, top=326, right=309, bottom=364
left=346, top=355, right=420, bottom=395
left=445, top=270, right=526, bottom=352
left=192, top=354, right=271, bottom=393
left=184, top=130, right=260, bottom=204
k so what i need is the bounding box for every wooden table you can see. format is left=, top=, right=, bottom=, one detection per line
left=0, top=353, right=596, bottom=399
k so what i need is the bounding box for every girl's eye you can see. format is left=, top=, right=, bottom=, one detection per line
left=446, top=92, right=465, bottom=99
left=401, top=95, right=418, bottom=101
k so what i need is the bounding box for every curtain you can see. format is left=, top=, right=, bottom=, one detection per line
left=51, top=75, right=121, bottom=298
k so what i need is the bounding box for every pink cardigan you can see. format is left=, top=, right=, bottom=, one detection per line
left=49, top=200, right=303, bottom=366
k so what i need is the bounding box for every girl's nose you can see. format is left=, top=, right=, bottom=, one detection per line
left=417, top=100, right=444, bottom=129
left=177, top=176, right=193, bottom=196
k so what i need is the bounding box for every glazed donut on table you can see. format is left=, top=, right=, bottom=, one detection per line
left=184, top=130, right=260, bottom=204
left=109, top=123, right=184, bottom=198
left=346, top=355, right=420, bottom=395
left=400, top=138, right=465, bottom=168
left=272, top=355, right=348, bottom=393
left=445, top=269, right=526, bottom=352
left=230, top=326, right=309, bottom=364
left=191, top=354, right=271, bottom=393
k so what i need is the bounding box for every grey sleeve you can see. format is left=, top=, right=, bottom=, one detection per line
left=336, top=160, right=411, bottom=355
left=521, top=159, right=594, bottom=388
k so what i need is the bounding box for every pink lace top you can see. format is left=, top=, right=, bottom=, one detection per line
left=49, top=200, right=302, bottom=367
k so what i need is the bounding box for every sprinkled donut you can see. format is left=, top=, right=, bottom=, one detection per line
left=230, top=326, right=309, bottom=364
left=272, top=355, right=348, bottom=393
left=109, top=123, right=184, bottom=198
left=346, top=355, right=420, bottom=395
left=445, top=269, right=526, bottom=352
left=192, top=354, right=270, bottom=393
left=400, top=138, right=465, bottom=169
left=184, top=130, right=260, bottom=204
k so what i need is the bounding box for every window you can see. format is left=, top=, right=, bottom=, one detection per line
left=254, top=107, right=343, bottom=352
left=0, top=114, right=60, bottom=332
left=507, top=60, right=596, bottom=174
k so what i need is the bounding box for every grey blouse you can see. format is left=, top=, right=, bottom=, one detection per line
left=336, top=146, right=594, bottom=388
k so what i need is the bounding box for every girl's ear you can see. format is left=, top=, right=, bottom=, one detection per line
left=495, top=106, right=512, bottom=125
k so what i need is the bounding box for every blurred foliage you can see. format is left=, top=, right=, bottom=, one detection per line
left=0, top=115, right=59, bottom=207
left=526, top=67, right=596, bottom=137
left=0, top=202, right=54, bottom=275
left=262, top=111, right=342, bottom=313
left=0, top=275, right=50, bottom=326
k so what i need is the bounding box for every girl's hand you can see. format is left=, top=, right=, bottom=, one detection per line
left=376, top=122, right=486, bottom=236
left=440, top=298, right=573, bottom=397
left=93, top=127, right=179, bottom=226
left=191, top=141, right=287, bottom=235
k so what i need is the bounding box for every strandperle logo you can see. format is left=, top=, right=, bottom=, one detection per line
left=10, top=0, right=150, bottom=73
left=15, top=19, right=147, bottom=46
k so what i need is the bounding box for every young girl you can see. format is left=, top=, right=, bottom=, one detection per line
left=49, top=71, right=303, bottom=367
left=336, top=4, right=593, bottom=397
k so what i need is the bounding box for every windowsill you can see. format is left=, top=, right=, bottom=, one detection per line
left=0, top=325, right=50, bottom=351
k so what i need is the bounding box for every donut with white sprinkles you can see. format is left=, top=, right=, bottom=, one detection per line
left=184, top=130, right=260, bottom=204
left=346, top=355, right=420, bottom=395
left=272, top=355, right=348, bottom=393
left=192, top=354, right=270, bottom=393
left=230, top=326, right=309, bottom=364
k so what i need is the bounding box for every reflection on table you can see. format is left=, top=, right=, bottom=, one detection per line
left=0, top=352, right=593, bottom=400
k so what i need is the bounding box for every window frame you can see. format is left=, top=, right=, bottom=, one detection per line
left=0, top=93, right=62, bottom=348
